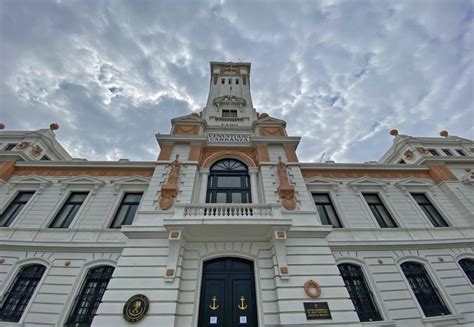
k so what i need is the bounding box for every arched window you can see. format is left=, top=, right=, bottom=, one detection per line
left=207, top=159, right=251, bottom=203
left=338, top=263, right=382, bottom=322
left=65, top=265, right=115, bottom=326
left=401, top=262, right=450, bottom=317
left=0, top=264, right=46, bottom=322
left=458, top=258, right=474, bottom=284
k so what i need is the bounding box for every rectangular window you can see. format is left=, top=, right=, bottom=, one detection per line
left=222, top=110, right=237, bottom=118
left=362, top=193, right=397, bottom=228
left=428, top=149, right=439, bottom=156
left=49, top=192, right=88, bottom=228
left=313, top=193, right=343, bottom=227
left=0, top=191, right=35, bottom=227
left=4, top=144, right=17, bottom=151
left=441, top=149, right=453, bottom=156
left=110, top=192, right=143, bottom=228
left=411, top=193, right=449, bottom=227
left=455, top=149, right=466, bottom=156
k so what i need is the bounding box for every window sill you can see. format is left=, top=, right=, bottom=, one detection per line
left=421, top=314, right=463, bottom=325
left=361, top=321, right=396, bottom=327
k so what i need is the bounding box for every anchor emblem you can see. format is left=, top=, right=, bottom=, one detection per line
left=209, top=296, right=219, bottom=310
left=237, top=296, right=248, bottom=310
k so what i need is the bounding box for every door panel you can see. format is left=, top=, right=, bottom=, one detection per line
left=199, top=258, right=258, bottom=327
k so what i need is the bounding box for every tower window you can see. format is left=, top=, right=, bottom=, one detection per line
left=65, top=265, right=115, bottom=326
left=221, top=79, right=225, bottom=84
left=401, top=262, right=450, bottom=317
left=222, top=110, right=237, bottom=118
left=235, top=79, right=239, bottom=85
left=228, top=78, right=232, bottom=84
left=0, top=264, right=46, bottom=322
left=338, top=263, right=382, bottom=322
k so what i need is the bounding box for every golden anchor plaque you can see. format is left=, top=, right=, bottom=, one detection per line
left=209, top=296, right=219, bottom=310
left=238, top=296, right=248, bottom=310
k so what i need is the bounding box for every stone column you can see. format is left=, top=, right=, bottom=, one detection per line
left=249, top=168, right=259, bottom=204
left=199, top=169, right=209, bottom=203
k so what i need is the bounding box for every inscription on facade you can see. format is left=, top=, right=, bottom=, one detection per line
left=208, top=133, right=251, bottom=143
left=303, top=302, right=332, bottom=320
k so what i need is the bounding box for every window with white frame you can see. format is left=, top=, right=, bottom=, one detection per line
left=0, top=191, right=35, bottom=227
left=109, top=192, right=143, bottom=228
left=401, top=261, right=450, bottom=317
left=458, top=258, right=474, bottom=284
left=313, top=193, right=343, bottom=227
left=49, top=192, right=88, bottom=228
left=410, top=193, right=449, bottom=227
left=362, top=193, right=398, bottom=228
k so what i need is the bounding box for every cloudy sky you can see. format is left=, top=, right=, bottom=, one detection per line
left=1, top=0, right=472, bottom=162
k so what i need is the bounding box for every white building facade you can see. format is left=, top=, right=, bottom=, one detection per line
left=0, top=62, right=473, bottom=327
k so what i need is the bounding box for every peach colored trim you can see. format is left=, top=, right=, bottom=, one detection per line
left=259, top=126, right=285, bottom=136
left=201, top=150, right=257, bottom=168
left=0, top=161, right=16, bottom=182
left=428, top=165, right=458, bottom=184
left=172, top=124, right=200, bottom=135
left=14, top=166, right=154, bottom=177
left=284, top=146, right=299, bottom=162
left=302, top=169, right=431, bottom=179
left=157, top=144, right=173, bottom=161
left=256, top=145, right=270, bottom=162
left=188, top=145, right=202, bottom=162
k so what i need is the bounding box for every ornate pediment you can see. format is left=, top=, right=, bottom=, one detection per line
left=347, top=177, right=388, bottom=189
left=59, top=176, right=105, bottom=194
left=305, top=177, right=340, bottom=188
left=394, top=178, right=433, bottom=189
left=8, top=175, right=52, bottom=194
left=112, top=176, right=151, bottom=194
left=212, top=95, right=246, bottom=107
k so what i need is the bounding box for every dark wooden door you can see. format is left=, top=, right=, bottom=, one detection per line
left=198, top=258, right=258, bottom=327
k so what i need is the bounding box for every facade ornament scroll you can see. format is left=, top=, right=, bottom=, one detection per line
left=277, top=156, right=296, bottom=210
left=31, top=145, right=43, bottom=157
left=159, top=154, right=181, bottom=210
left=16, top=141, right=30, bottom=150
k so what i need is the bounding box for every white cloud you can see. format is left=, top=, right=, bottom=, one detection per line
left=1, top=0, right=472, bottom=162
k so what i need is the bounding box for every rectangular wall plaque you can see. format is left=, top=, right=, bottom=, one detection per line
left=207, top=133, right=251, bottom=143
left=303, top=302, right=332, bottom=320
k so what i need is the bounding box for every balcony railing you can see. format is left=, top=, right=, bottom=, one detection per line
left=181, top=204, right=274, bottom=218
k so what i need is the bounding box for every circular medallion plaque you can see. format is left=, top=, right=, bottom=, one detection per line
left=123, top=294, right=149, bottom=323
left=304, top=280, right=321, bottom=298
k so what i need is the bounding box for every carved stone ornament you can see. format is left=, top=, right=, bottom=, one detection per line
left=304, top=280, right=322, bottom=298
left=159, top=155, right=181, bottom=210
left=416, top=147, right=429, bottom=154
left=16, top=141, right=30, bottom=150
left=31, top=145, right=43, bottom=157
left=277, top=157, right=296, bottom=210
left=404, top=149, right=414, bottom=160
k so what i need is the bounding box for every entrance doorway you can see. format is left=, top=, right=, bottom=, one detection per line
left=198, top=257, right=258, bottom=327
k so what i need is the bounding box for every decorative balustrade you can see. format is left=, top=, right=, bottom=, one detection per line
left=181, top=204, right=274, bottom=218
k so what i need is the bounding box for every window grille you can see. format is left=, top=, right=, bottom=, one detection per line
left=428, top=149, right=439, bottom=156
left=65, top=265, right=115, bottom=327
left=0, top=191, right=34, bottom=227
left=0, top=264, right=46, bottom=322
left=411, top=193, right=448, bottom=227
left=338, top=263, right=382, bottom=322
left=362, top=193, right=397, bottom=228
left=401, top=262, right=450, bottom=317
left=313, top=193, right=343, bottom=227
left=4, top=144, right=17, bottom=151
left=222, top=110, right=237, bottom=118
left=459, top=258, right=474, bottom=284
left=207, top=159, right=251, bottom=204
left=110, top=192, right=143, bottom=228
left=442, top=149, right=453, bottom=156
left=455, top=149, right=466, bottom=156
left=49, top=192, right=88, bottom=228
